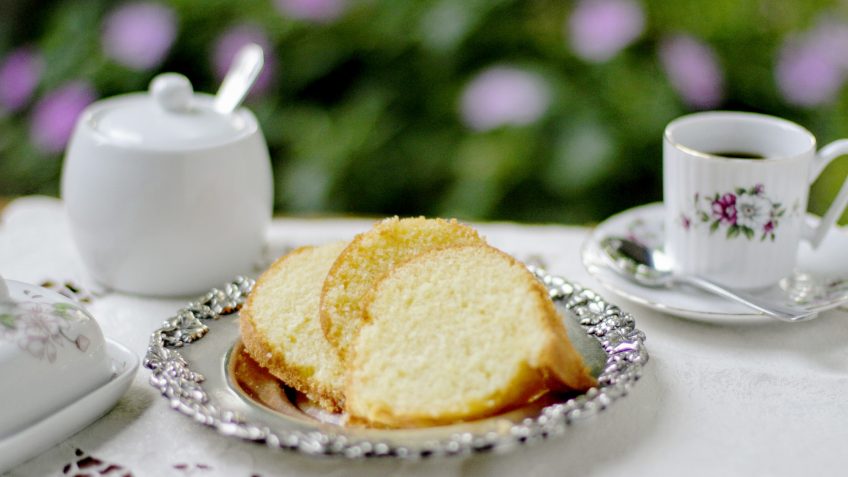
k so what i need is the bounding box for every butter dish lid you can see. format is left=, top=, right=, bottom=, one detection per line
left=83, top=73, right=255, bottom=150
left=0, top=275, right=113, bottom=438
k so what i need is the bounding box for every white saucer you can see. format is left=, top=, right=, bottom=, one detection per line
left=581, top=202, right=848, bottom=322
left=0, top=339, right=139, bottom=473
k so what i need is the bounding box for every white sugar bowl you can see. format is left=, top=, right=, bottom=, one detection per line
left=61, top=72, right=273, bottom=296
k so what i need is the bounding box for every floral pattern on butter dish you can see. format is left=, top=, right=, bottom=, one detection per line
left=680, top=184, right=788, bottom=241
left=0, top=297, right=94, bottom=363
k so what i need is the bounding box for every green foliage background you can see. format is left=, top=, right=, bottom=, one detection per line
left=1, top=0, right=847, bottom=224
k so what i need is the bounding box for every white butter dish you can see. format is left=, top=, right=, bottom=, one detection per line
left=0, top=278, right=138, bottom=472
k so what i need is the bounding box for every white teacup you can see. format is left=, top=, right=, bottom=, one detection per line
left=663, top=111, right=848, bottom=290
left=61, top=74, right=273, bottom=296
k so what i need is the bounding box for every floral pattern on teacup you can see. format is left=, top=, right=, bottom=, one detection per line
left=680, top=184, right=790, bottom=241
left=0, top=291, right=95, bottom=363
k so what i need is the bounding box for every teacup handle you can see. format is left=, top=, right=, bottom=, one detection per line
left=805, top=139, right=848, bottom=247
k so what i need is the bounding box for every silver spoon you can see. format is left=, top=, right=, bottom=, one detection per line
left=599, top=236, right=818, bottom=322
left=214, top=43, right=264, bottom=115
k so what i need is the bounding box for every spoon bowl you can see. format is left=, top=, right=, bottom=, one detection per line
left=600, top=237, right=673, bottom=287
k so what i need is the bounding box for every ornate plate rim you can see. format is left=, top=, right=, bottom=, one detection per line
left=143, top=269, right=648, bottom=459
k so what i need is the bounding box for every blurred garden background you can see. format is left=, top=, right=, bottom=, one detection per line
left=1, top=0, right=847, bottom=224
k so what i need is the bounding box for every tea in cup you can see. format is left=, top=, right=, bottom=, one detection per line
left=663, top=111, right=848, bottom=289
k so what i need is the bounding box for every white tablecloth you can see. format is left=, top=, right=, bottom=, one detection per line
left=2, top=196, right=847, bottom=477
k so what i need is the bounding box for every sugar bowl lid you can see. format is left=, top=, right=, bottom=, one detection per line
left=85, top=73, right=256, bottom=150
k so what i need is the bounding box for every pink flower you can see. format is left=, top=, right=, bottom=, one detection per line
left=212, top=24, right=276, bottom=97
left=776, top=35, right=846, bottom=107
left=753, top=184, right=764, bottom=195
left=680, top=214, right=691, bottom=230
left=776, top=41, right=844, bottom=107
left=567, top=0, right=645, bottom=63
left=711, top=193, right=737, bottom=225
left=29, top=81, right=96, bottom=153
left=16, top=304, right=62, bottom=362
left=660, top=35, right=724, bottom=109
left=102, top=2, right=177, bottom=71
left=805, top=19, right=848, bottom=70
left=0, top=47, right=43, bottom=111
left=274, top=0, right=346, bottom=23
left=459, top=66, right=551, bottom=131
left=763, top=221, right=775, bottom=234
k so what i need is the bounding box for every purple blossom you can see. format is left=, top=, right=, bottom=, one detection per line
left=805, top=20, right=848, bottom=70
left=274, top=0, right=346, bottom=23
left=29, top=81, right=96, bottom=154
left=680, top=214, right=691, bottom=230
left=567, top=0, right=645, bottom=63
left=0, top=47, right=43, bottom=111
left=213, top=24, right=276, bottom=97
left=75, top=335, right=90, bottom=352
left=660, top=35, right=724, bottom=109
left=13, top=304, right=61, bottom=362
left=459, top=66, right=551, bottom=131
left=776, top=32, right=846, bottom=107
left=102, top=2, right=177, bottom=71
left=753, top=183, right=764, bottom=195
left=711, top=193, right=737, bottom=225
left=763, top=221, right=774, bottom=234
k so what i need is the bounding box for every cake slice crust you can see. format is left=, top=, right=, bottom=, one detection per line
left=240, top=242, right=347, bottom=411
left=319, top=217, right=486, bottom=363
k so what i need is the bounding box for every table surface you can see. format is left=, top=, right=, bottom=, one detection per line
left=2, top=196, right=847, bottom=477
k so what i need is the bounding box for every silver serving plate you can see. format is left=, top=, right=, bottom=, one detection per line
left=144, top=268, right=648, bottom=459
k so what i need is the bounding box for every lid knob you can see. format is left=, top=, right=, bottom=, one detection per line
left=150, top=73, right=194, bottom=113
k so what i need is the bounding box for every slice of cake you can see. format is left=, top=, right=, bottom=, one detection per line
left=320, top=217, right=486, bottom=363
left=346, top=245, right=597, bottom=427
left=240, top=242, right=347, bottom=411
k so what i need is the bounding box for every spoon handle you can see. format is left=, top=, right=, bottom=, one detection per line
left=214, top=43, right=264, bottom=115
left=676, top=274, right=817, bottom=322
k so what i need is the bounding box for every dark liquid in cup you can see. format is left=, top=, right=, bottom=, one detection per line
left=708, top=151, right=766, bottom=159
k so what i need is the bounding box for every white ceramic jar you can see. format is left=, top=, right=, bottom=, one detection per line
left=62, top=73, right=273, bottom=296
